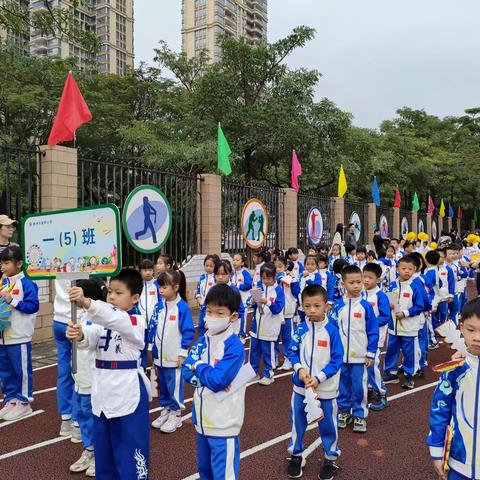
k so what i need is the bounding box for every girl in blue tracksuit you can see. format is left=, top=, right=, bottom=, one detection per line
left=196, top=255, right=219, bottom=336
left=0, top=246, right=39, bottom=422
left=231, top=253, right=253, bottom=338
left=286, top=247, right=304, bottom=281
left=291, top=255, right=322, bottom=323
left=427, top=299, right=480, bottom=480
left=151, top=270, right=195, bottom=433
left=287, top=284, right=344, bottom=480
left=329, top=244, right=343, bottom=272
left=249, top=262, right=285, bottom=385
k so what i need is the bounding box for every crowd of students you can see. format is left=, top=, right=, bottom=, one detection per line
left=0, top=229, right=480, bottom=480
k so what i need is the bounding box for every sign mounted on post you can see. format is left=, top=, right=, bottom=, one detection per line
left=307, top=207, right=323, bottom=246
left=401, top=217, right=409, bottom=239
left=432, top=220, right=438, bottom=241
left=122, top=185, right=172, bottom=254
left=349, top=212, right=362, bottom=243
left=22, top=205, right=121, bottom=280
left=379, top=214, right=389, bottom=239
left=241, top=198, right=268, bottom=249
left=418, top=219, right=425, bottom=233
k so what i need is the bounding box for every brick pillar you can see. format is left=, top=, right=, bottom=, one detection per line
left=447, top=217, right=452, bottom=232
left=282, top=188, right=297, bottom=250
left=330, top=197, right=345, bottom=233
left=367, top=203, right=376, bottom=247
left=198, top=174, right=222, bottom=254
left=457, top=218, right=461, bottom=233
left=412, top=212, right=418, bottom=233
left=392, top=208, right=400, bottom=239
left=40, top=146, right=78, bottom=211
left=427, top=213, right=432, bottom=239
left=438, top=217, right=443, bottom=237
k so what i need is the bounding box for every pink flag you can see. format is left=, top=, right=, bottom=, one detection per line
left=428, top=195, right=435, bottom=214
left=291, top=149, right=302, bottom=192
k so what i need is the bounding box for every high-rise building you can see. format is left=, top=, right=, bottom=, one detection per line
left=182, top=0, right=267, bottom=61
left=0, top=0, right=30, bottom=55
left=1, top=1, right=134, bottom=74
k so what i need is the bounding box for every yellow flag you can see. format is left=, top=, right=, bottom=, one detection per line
left=439, top=199, right=445, bottom=218
left=338, top=165, right=347, bottom=198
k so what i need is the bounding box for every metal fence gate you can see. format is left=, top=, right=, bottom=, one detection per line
left=221, top=180, right=283, bottom=256
left=78, top=158, right=198, bottom=267
left=297, top=193, right=332, bottom=251
left=344, top=201, right=368, bottom=246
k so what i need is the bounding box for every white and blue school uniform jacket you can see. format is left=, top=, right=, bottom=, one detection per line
left=78, top=300, right=151, bottom=419
left=331, top=273, right=344, bottom=303
left=182, top=326, right=246, bottom=437
left=232, top=267, right=253, bottom=307
left=329, top=297, right=378, bottom=364
left=74, top=310, right=96, bottom=395
left=292, top=260, right=304, bottom=282
left=195, top=273, right=216, bottom=305
left=53, top=279, right=71, bottom=324
left=253, top=262, right=264, bottom=286
left=319, top=268, right=336, bottom=304
left=427, top=353, right=480, bottom=479
left=388, top=279, right=425, bottom=337
left=151, top=295, right=195, bottom=368
left=423, top=267, right=440, bottom=308
left=353, top=259, right=367, bottom=270
left=138, top=279, right=160, bottom=323
left=361, top=287, right=391, bottom=348
left=344, top=255, right=355, bottom=265
left=277, top=272, right=296, bottom=319
left=250, top=283, right=285, bottom=341
left=328, top=255, right=341, bottom=272
left=291, top=270, right=322, bottom=312
left=452, top=260, right=469, bottom=295
left=288, top=318, right=344, bottom=399
left=438, top=264, right=455, bottom=301
left=0, top=272, right=39, bottom=345
left=379, top=257, right=397, bottom=290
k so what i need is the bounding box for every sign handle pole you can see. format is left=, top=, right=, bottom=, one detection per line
left=71, top=279, right=78, bottom=375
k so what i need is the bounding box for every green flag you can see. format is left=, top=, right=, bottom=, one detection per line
left=412, top=192, right=420, bottom=213
left=217, top=122, right=232, bottom=176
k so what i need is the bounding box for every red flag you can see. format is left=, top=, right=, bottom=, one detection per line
left=457, top=206, right=463, bottom=219
left=48, top=72, right=92, bottom=146
left=393, top=187, right=401, bottom=208
left=428, top=195, right=435, bottom=214
left=291, top=149, right=302, bottom=192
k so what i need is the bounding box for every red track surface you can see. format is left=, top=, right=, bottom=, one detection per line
left=0, top=335, right=450, bottom=480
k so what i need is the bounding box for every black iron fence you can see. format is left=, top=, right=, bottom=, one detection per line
left=297, top=193, right=332, bottom=252
left=0, top=145, right=42, bottom=242
left=78, top=158, right=198, bottom=267
left=344, top=201, right=367, bottom=246
left=221, top=180, right=283, bottom=255
left=399, top=209, right=412, bottom=239
left=376, top=206, right=393, bottom=240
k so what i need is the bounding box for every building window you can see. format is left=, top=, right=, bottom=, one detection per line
left=194, top=28, right=207, bottom=49
left=116, top=0, right=126, bottom=13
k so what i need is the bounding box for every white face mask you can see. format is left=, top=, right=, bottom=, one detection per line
left=206, top=315, right=231, bottom=335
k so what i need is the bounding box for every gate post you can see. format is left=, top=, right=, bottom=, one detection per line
left=366, top=203, right=376, bottom=247
left=392, top=207, right=400, bottom=239
left=282, top=188, right=297, bottom=250
left=198, top=174, right=222, bottom=254
left=412, top=212, right=418, bottom=233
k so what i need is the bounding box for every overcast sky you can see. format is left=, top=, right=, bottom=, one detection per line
left=135, top=0, right=480, bottom=129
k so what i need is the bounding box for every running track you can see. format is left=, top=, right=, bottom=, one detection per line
left=0, top=335, right=451, bottom=480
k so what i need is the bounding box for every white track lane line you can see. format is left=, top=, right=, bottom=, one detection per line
left=0, top=436, right=70, bottom=460
left=0, top=410, right=45, bottom=428
left=33, top=363, right=57, bottom=372
left=181, top=378, right=439, bottom=480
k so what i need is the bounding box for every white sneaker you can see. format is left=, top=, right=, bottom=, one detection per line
left=85, top=460, right=96, bottom=477
left=2, top=402, right=32, bottom=421
left=253, top=374, right=261, bottom=381
left=151, top=408, right=169, bottom=429
left=59, top=419, right=73, bottom=437
left=69, top=449, right=94, bottom=473
left=160, top=411, right=182, bottom=433
left=279, top=359, right=292, bottom=371
left=0, top=402, right=15, bottom=420
left=259, top=376, right=275, bottom=386
left=71, top=423, right=82, bottom=443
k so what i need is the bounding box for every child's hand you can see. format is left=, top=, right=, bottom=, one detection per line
left=451, top=351, right=466, bottom=361
left=298, top=369, right=309, bottom=384
left=66, top=322, right=84, bottom=341
left=390, top=303, right=395, bottom=310
left=447, top=297, right=453, bottom=304
left=365, top=358, right=374, bottom=368
left=0, top=291, right=12, bottom=303
left=325, top=304, right=332, bottom=313
left=303, top=271, right=309, bottom=277
left=305, top=377, right=319, bottom=389
left=432, top=459, right=446, bottom=479
left=395, top=311, right=405, bottom=320
left=224, top=385, right=232, bottom=392
left=259, top=297, right=268, bottom=304
left=69, top=287, right=91, bottom=309
left=177, top=355, right=185, bottom=367
left=196, top=297, right=202, bottom=307
left=432, top=306, right=438, bottom=313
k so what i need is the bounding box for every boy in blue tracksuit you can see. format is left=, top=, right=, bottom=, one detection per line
left=0, top=246, right=39, bottom=422
left=383, top=255, right=425, bottom=390
left=250, top=262, right=285, bottom=385
left=183, top=284, right=246, bottom=480
left=329, top=265, right=378, bottom=433
left=427, top=298, right=480, bottom=480
left=362, top=263, right=391, bottom=411
left=287, top=285, right=343, bottom=480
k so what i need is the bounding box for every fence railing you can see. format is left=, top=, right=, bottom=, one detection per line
left=376, top=206, right=393, bottom=240
left=344, top=201, right=368, bottom=246
left=221, top=180, right=283, bottom=255
left=78, top=158, right=198, bottom=267
left=0, top=145, right=42, bottom=242
left=297, top=193, right=332, bottom=251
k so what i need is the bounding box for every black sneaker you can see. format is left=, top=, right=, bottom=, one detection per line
left=367, top=388, right=376, bottom=402
left=288, top=455, right=305, bottom=478
left=401, top=375, right=414, bottom=390
left=397, top=365, right=404, bottom=375
left=319, top=460, right=339, bottom=480
left=368, top=394, right=388, bottom=411
left=415, top=369, right=425, bottom=379
left=382, top=372, right=399, bottom=384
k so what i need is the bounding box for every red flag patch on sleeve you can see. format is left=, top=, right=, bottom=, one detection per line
left=269, top=297, right=275, bottom=303
left=149, top=291, right=156, bottom=295
left=169, top=315, right=176, bottom=321
left=354, top=312, right=362, bottom=318
left=317, top=340, right=328, bottom=348
left=12, top=289, right=19, bottom=295
left=403, top=293, right=411, bottom=298
left=129, top=316, right=137, bottom=326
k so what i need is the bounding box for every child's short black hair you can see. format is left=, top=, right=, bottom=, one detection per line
left=76, top=279, right=107, bottom=302
left=317, top=253, right=329, bottom=265
left=410, top=251, right=426, bottom=272
left=398, top=255, right=417, bottom=267
left=446, top=243, right=461, bottom=252
left=111, top=268, right=143, bottom=296
left=345, top=245, right=356, bottom=254
left=386, top=244, right=396, bottom=253
left=301, top=284, right=327, bottom=303
left=460, top=298, right=480, bottom=324
left=139, top=258, right=154, bottom=270
left=205, top=283, right=240, bottom=313
left=341, top=265, right=362, bottom=280
left=356, top=245, right=367, bottom=255
left=157, top=254, right=175, bottom=269
left=390, top=238, right=399, bottom=243
left=332, top=258, right=348, bottom=274
left=425, top=250, right=440, bottom=266
left=214, top=259, right=233, bottom=276
left=0, top=245, right=22, bottom=263
left=363, top=262, right=383, bottom=278
left=158, top=269, right=187, bottom=301
left=367, top=250, right=377, bottom=260
left=253, top=248, right=271, bottom=263
left=260, top=262, right=276, bottom=278
left=287, top=247, right=299, bottom=255
left=276, top=255, right=294, bottom=272
left=233, top=252, right=247, bottom=264
left=403, top=241, right=413, bottom=250
left=304, top=254, right=319, bottom=266
left=204, top=254, right=220, bottom=266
